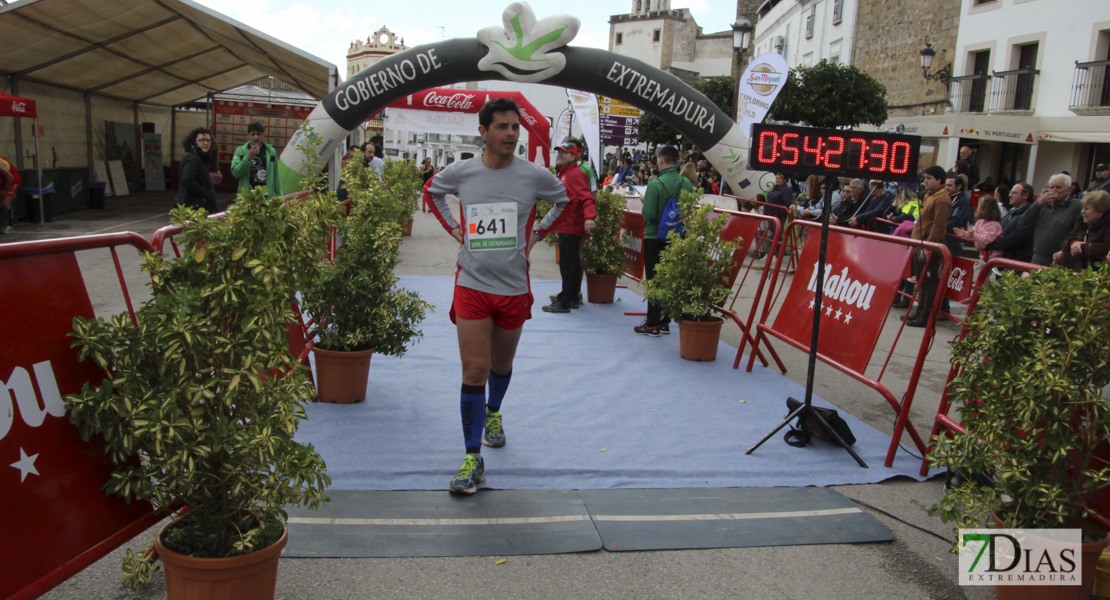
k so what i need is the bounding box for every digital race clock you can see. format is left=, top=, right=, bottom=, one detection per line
left=748, top=123, right=922, bottom=182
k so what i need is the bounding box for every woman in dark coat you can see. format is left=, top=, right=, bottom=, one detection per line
left=1054, top=190, right=1110, bottom=270
left=760, top=173, right=793, bottom=258
left=175, top=127, right=219, bottom=213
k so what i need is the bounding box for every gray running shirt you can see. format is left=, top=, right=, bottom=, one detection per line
left=429, top=157, right=568, bottom=296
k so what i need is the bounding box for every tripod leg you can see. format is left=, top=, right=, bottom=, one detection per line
left=808, top=408, right=869, bottom=468
left=745, top=401, right=808, bottom=455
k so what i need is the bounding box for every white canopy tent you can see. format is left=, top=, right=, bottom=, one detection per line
left=0, top=0, right=338, bottom=188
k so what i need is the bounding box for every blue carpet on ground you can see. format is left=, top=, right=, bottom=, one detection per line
left=297, top=275, right=927, bottom=491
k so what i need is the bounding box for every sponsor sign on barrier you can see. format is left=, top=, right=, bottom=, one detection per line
left=1, top=251, right=154, bottom=600
left=621, top=209, right=645, bottom=280
left=945, top=255, right=976, bottom=305
left=771, top=230, right=912, bottom=373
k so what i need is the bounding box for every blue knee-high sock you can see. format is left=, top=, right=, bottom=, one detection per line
left=461, top=384, right=485, bottom=454
left=486, top=370, right=512, bottom=413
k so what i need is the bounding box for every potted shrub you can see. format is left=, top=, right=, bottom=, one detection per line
left=381, top=158, right=422, bottom=235
left=928, top=266, right=1110, bottom=599
left=65, top=188, right=336, bottom=597
left=582, top=188, right=627, bottom=303
left=643, top=190, right=741, bottom=361
left=342, top=152, right=405, bottom=228
left=299, top=157, right=431, bottom=404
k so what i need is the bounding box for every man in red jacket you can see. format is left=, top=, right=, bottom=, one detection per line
left=542, top=140, right=597, bottom=313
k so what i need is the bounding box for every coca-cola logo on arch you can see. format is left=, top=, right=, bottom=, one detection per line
left=518, top=108, right=539, bottom=127
left=423, top=91, right=477, bottom=110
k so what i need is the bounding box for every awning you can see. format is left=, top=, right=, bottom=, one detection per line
left=1037, top=131, right=1110, bottom=144
left=0, top=91, right=37, bottom=118
left=0, top=0, right=336, bottom=106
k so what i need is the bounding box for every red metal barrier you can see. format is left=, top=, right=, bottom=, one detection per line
left=620, top=195, right=645, bottom=281
left=919, top=257, right=1044, bottom=478
left=744, top=219, right=953, bottom=467
left=724, top=193, right=803, bottom=278
left=618, top=199, right=780, bottom=366
left=1, top=233, right=167, bottom=600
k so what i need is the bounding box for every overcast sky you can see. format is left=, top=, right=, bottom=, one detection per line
left=192, top=0, right=738, bottom=76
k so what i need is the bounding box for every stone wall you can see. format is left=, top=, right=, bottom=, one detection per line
left=852, top=0, right=961, bottom=118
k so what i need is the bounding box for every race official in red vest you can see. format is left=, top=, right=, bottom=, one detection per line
left=541, top=140, right=596, bottom=313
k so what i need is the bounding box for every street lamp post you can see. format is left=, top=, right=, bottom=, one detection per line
left=920, top=42, right=953, bottom=104
left=730, top=18, right=755, bottom=122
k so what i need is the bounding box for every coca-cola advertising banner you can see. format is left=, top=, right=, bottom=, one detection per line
left=1, top=250, right=154, bottom=599
left=279, top=3, right=767, bottom=200
left=386, top=88, right=551, bottom=165
left=771, top=229, right=912, bottom=374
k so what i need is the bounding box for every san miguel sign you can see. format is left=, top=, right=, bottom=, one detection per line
left=279, top=2, right=766, bottom=199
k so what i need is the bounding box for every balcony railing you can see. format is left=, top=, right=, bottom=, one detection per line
left=950, top=73, right=991, bottom=113
left=989, top=67, right=1039, bottom=113
left=1070, top=59, right=1110, bottom=115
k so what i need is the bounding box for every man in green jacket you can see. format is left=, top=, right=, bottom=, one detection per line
left=634, top=145, right=693, bottom=337
left=230, top=121, right=284, bottom=197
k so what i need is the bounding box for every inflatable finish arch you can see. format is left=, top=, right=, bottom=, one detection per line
left=280, top=2, right=763, bottom=197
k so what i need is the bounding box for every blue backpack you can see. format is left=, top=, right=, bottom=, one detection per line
left=656, top=180, right=685, bottom=240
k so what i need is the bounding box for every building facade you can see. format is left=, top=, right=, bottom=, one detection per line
left=875, top=0, right=1110, bottom=189
left=752, top=0, right=861, bottom=68
left=346, top=27, right=407, bottom=142
left=609, top=0, right=735, bottom=82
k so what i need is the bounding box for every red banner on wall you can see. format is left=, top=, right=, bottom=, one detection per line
left=1, top=251, right=154, bottom=600
left=771, top=230, right=912, bottom=373
left=213, top=100, right=314, bottom=165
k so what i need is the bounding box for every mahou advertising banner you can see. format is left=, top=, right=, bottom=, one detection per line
left=1, top=252, right=154, bottom=599
left=771, top=230, right=911, bottom=373
left=736, top=52, right=789, bottom=138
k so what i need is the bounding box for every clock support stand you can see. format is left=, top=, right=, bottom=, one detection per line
left=745, top=174, right=869, bottom=468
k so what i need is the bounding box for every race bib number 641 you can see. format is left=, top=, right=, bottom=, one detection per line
left=467, top=202, right=517, bottom=251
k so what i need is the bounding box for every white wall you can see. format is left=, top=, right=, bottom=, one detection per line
left=0, top=80, right=178, bottom=171
left=612, top=19, right=664, bottom=67
left=954, top=0, right=1110, bottom=117
left=672, top=35, right=734, bottom=77
left=754, top=0, right=858, bottom=68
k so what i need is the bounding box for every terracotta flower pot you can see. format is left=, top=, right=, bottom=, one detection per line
left=678, top=318, right=724, bottom=362
left=554, top=244, right=560, bottom=264
left=989, top=514, right=1109, bottom=600
left=313, top=346, right=374, bottom=404
left=585, top=273, right=618, bottom=304
left=402, top=218, right=413, bottom=236
left=156, top=525, right=287, bottom=600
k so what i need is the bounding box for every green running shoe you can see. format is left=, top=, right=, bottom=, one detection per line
left=483, top=412, right=506, bottom=447
left=449, top=455, right=485, bottom=495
